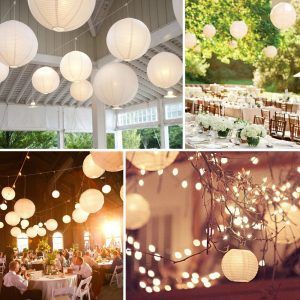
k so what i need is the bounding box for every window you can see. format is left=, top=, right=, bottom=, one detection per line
left=52, top=232, right=64, bottom=250
left=84, top=231, right=90, bottom=249
left=17, top=233, right=29, bottom=252
left=165, top=102, right=183, bottom=120
left=117, top=107, right=158, bottom=127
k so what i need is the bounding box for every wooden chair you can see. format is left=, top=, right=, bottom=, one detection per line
left=110, top=265, right=123, bottom=288
left=253, top=116, right=265, bottom=125
left=288, top=115, right=299, bottom=129
left=203, top=104, right=210, bottom=113
left=290, top=124, right=300, bottom=142
left=209, top=105, right=216, bottom=115
left=269, top=119, right=286, bottom=140
left=275, top=111, right=286, bottom=122
left=286, top=103, right=294, bottom=113
left=281, top=103, right=287, bottom=112
left=214, top=104, right=221, bottom=116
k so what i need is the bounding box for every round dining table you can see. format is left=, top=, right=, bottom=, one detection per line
left=28, top=274, right=77, bottom=300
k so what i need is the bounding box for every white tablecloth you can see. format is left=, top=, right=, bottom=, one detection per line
left=28, top=275, right=77, bottom=300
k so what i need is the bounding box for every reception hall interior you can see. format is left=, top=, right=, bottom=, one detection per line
left=0, top=151, right=123, bottom=300
left=126, top=151, right=300, bottom=299
left=185, top=0, right=300, bottom=149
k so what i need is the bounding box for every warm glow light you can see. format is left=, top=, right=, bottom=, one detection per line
left=21, top=219, right=29, bottom=229
left=83, top=154, right=105, bottom=179
left=1, top=187, right=15, bottom=201
left=32, top=67, right=60, bottom=94
left=62, top=215, right=71, bottom=224
left=0, top=203, right=7, bottom=210
left=80, top=189, right=104, bottom=214
left=45, top=219, right=58, bottom=231
left=52, top=190, right=60, bottom=198
left=103, top=221, right=121, bottom=238
left=70, top=80, right=93, bottom=102
left=0, top=222, right=4, bottom=229
left=91, top=152, right=123, bottom=172
left=102, top=185, right=111, bottom=194
left=11, top=227, right=22, bottom=237
left=14, top=198, right=35, bottom=219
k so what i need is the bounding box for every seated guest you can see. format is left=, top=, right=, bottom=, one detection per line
left=72, top=256, right=92, bottom=279
left=55, top=251, right=66, bottom=271
left=110, top=250, right=123, bottom=273
left=83, top=252, right=98, bottom=269
left=3, top=260, right=42, bottom=300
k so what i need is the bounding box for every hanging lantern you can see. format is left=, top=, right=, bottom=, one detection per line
left=107, top=18, right=151, bottom=61
left=33, top=225, right=39, bottom=232
left=127, top=193, right=150, bottom=230
left=45, top=219, right=58, bottom=231
left=37, top=227, right=46, bottom=237
left=270, top=2, right=296, bottom=30
left=91, top=152, right=123, bottom=172
left=93, top=63, right=138, bottom=108
left=0, top=203, right=7, bottom=211
left=60, top=51, right=92, bottom=82
left=62, top=215, right=71, bottom=224
left=79, top=189, right=104, bottom=214
left=147, top=52, right=182, bottom=89
left=52, top=190, right=60, bottom=198
left=221, top=249, right=258, bottom=282
left=0, top=62, right=9, bottom=83
left=70, top=80, right=93, bottom=102
left=10, top=227, right=22, bottom=237
left=0, top=222, right=4, bottom=229
left=2, top=187, right=15, bottom=201
left=127, top=151, right=179, bottom=171
left=21, top=219, right=29, bottom=229
left=263, top=46, right=278, bottom=58
left=229, top=40, right=238, bottom=49
left=82, top=154, right=105, bottom=179
left=72, top=207, right=89, bottom=223
left=75, top=203, right=81, bottom=209
left=172, top=0, right=183, bottom=29
left=26, top=227, right=37, bottom=238
left=185, top=32, right=197, bottom=49
left=102, top=185, right=111, bottom=194
left=120, top=185, right=124, bottom=201
left=0, top=20, right=38, bottom=68
left=27, top=0, right=96, bottom=32
left=32, top=66, right=60, bottom=94
left=5, top=211, right=20, bottom=226
left=203, top=24, right=216, bottom=38
left=230, top=21, right=248, bottom=39
left=14, top=198, right=35, bottom=219
left=38, top=222, right=43, bottom=228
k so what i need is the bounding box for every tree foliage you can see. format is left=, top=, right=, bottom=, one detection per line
left=64, top=133, right=93, bottom=149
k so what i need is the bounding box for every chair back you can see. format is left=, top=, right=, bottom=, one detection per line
left=289, top=115, right=299, bottom=129
left=75, top=276, right=92, bottom=297
left=261, top=109, right=270, bottom=121
left=253, top=116, right=265, bottom=125
left=269, top=119, right=286, bottom=139
left=275, top=111, right=286, bottom=121
left=291, top=124, right=300, bottom=142
left=0, top=285, right=22, bottom=300
left=286, top=103, right=294, bottom=113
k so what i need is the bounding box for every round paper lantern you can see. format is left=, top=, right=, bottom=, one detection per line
left=70, top=80, right=93, bottom=102
left=172, top=0, right=182, bottom=28
left=120, top=185, right=124, bottom=201
left=0, top=222, right=4, bottom=229
left=26, top=227, right=37, bottom=238
left=221, top=249, right=258, bottom=282
left=91, top=152, right=123, bottom=172
left=21, top=219, right=29, bottom=229
left=264, top=203, right=300, bottom=244
left=60, top=51, right=92, bottom=82
left=270, top=2, right=296, bottom=30
left=229, top=40, right=238, bottom=49
left=52, top=190, right=60, bottom=198
left=37, top=227, right=46, bottom=237
left=147, top=52, right=182, bottom=89
left=33, top=225, right=39, bottom=232
left=72, top=207, right=89, bottom=223
left=75, top=203, right=81, bottom=209
left=230, top=21, right=248, bottom=39
left=62, top=215, right=71, bottom=224
left=185, top=32, right=197, bottom=49
left=27, top=0, right=96, bottom=32
left=0, top=20, right=38, bottom=68
left=5, top=211, right=20, bottom=226
left=263, top=46, right=278, bottom=58
left=79, top=189, right=104, bottom=213
left=83, top=154, right=105, bottom=179
left=93, top=63, right=138, bottom=108
left=127, top=193, right=150, bottom=230
left=127, top=151, right=179, bottom=171
left=45, top=219, right=58, bottom=231
left=203, top=24, right=216, bottom=38
left=102, top=185, right=111, bottom=194
left=107, top=18, right=151, bottom=61
left=14, top=198, right=35, bottom=219
left=11, top=227, right=21, bottom=237
left=0, top=62, right=9, bottom=83
left=32, top=66, right=60, bottom=94
left=0, top=203, right=7, bottom=210
left=2, top=187, right=15, bottom=201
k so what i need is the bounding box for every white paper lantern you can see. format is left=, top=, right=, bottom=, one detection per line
left=60, top=51, right=92, bottom=82
left=270, top=2, right=297, bottom=30
left=26, top=227, right=37, bottom=238
left=32, top=66, right=60, bottom=94
left=70, top=80, right=93, bottom=102
left=127, top=151, right=179, bottom=171
left=147, top=52, right=182, bottom=89
left=37, top=227, right=46, bottom=237
left=83, top=154, right=105, bottom=179
left=172, top=0, right=183, bottom=28
left=93, top=63, right=138, bottom=108
left=2, top=187, right=15, bottom=201
left=72, top=207, right=89, bottom=223
left=263, top=46, right=278, bottom=58
left=91, top=152, right=123, bottom=172
left=0, top=222, right=4, bottom=229
left=102, top=185, right=111, bottom=194
left=127, top=193, right=150, bottom=230
left=45, top=219, right=58, bottom=231
left=0, top=203, right=7, bottom=210
left=185, top=32, right=197, bottom=49
left=28, top=0, right=96, bottom=32
left=221, top=249, right=258, bottom=282
left=11, top=227, right=21, bottom=237
left=75, top=203, right=81, bottom=209
left=52, top=190, right=60, bottom=198
left=203, top=24, right=216, bottom=38
left=229, top=40, right=238, bottom=49
left=33, top=225, right=39, bottom=232
left=120, top=185, right=124, bottom=201
left=0, top=20, right=38, bottom=68
left=0, top=62, right=9, bottom=83
left=5, top=211, right=20, bottom=226
left=21, top=219, right=29, bottom=229
left=230, top=21, right=248, bottom=39
left=79, top=189, right=104, bottom=213
left=14, top=198, right=35, bottom=219
left=107, top=18, right=151, bottom=61
left=38, top=222, right=43, bottom=228
left=62, top=215, right=71, bottom=224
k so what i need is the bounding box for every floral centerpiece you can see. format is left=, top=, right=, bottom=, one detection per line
left=45, top=251, right=58, bottom=275
left=37, top=239, right=51, bottom=254
left=240, top=124, right=267, bottom=147
left=211, top=117, right=234, bottom=138
left=196, top=113, right=212, bottom=130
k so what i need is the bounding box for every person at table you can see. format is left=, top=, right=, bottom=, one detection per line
left=3, top=260, right=42, bottom=300
left=71, top=256, right=92, bottom=279
left=83, top=251, right=99, bottom=269
left=111, top=250, right=123, bottom=271
left=55, top=251, right=66, bottom=271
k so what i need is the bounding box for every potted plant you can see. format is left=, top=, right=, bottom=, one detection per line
left=196, top=113, right=212, bottom=131
left=240, top=124, right=267, bottom=147
left=212, top=117, right=234, bottom=138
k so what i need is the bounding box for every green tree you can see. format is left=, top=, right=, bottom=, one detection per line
left=169, top=125, right=183, bottom=149
left=64, top=133, right=93, bottom=149
left=138, top=128, right=161, bottom=149
left=107, top=133, right=115, bottom=149
left=122, top=130, right=141, bottom=149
